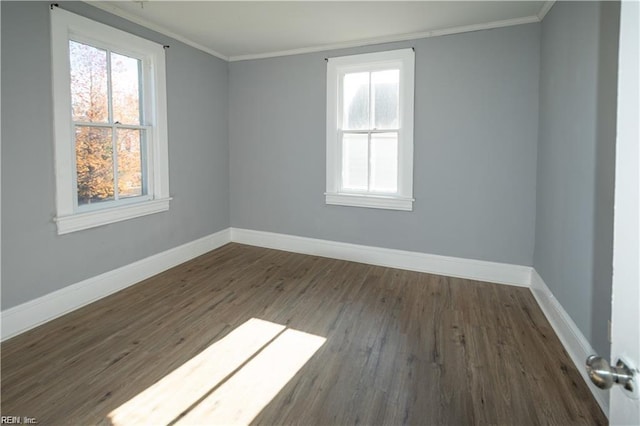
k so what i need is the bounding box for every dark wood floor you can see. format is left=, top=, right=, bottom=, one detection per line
left=1, top=243, right=606, bottom=425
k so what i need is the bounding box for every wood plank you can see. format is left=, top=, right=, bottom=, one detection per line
left=1, top=243, right=606, bottom=425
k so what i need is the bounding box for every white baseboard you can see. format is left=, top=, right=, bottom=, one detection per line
left=2, top=225, right=607, bottom=420
left=231, top=228, right=608, bottom=415
left=1, top=229, right=231, bottom=342
left=1, top=227, right=529, bottom=342
left=530, top=269, right=609, bottom=417
left=230, top=228, right=531, bottom=287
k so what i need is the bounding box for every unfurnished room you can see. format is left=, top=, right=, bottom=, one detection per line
left=1, top=1, right=639, bottom=425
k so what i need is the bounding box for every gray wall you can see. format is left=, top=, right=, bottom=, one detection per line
left=230, top=24, right=540, bottom=266
left=1, top=2, right=229, bottom=309
left=3, top=1, right=619, bottom=364
left=534, top=1, right=619, bottom=358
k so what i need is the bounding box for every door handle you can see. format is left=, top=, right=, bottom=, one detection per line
left=586, top=355, right=636, bottom=394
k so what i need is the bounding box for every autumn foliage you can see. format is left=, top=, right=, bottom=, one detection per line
left=70, top=40, right=143, bottom=206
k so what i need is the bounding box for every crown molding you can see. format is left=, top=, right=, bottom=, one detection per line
left=229, top=15, right=540, bottom=62
left=86, top=1, right=229, bottom=61
left=85, top=1, right=543, bottom=63
left=537, top=1, right=556, bottom=20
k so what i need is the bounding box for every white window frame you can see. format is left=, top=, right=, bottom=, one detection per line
left=51, top=7, right=170, bottom=235
left=326, top=48, right=415, bottom=211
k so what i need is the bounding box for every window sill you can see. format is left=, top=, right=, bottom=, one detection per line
left=325, top=193, right=414, bottom=211
left=54, top=197, right=171, bottom=235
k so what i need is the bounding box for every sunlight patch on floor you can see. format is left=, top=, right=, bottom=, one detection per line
left=175, top=328, right=326, bottom=425
left=108, top=318, right=325, bottom=425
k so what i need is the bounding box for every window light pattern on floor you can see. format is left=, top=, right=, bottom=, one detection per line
left=108, top=318, right=326, bottom=425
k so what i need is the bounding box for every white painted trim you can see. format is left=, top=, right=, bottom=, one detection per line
left=325, top=193, right=414, bottom=211
left=84, top=1, right=539, bottom=63
left=1, top=229, right=231, bottom=342
left=87, top=1, right=229, bottom=61
left=1, top=227, right=529, bottom=341
left=51, top=7, right=171, bottom=234
left=326, top=48, right=415, bottom=210
left=1, top=221, right=611, bottom=420
left=230, top=228, right=531, bottom=287
left=230, top=15, right=540, bottom=62
left=55, top=197, right=171, bottom=234
left=230, top=227, right=615, bottom=416
left=530, top=270, right=609, bottom=417
left=537, top=1, right=556, bottom=21
left=0, top=220, right=611, bottom=419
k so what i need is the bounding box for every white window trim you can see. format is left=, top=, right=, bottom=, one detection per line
left=326, top=48, right=415, bottom=211
left=51, top=7, right=170, bottom=235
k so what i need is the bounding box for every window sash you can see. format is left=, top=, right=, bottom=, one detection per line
left=69, top=37, right=146, bottom=125
left=339, top=130, right=400, bottom=195
left=70, top=37, right=150, bottom=212
left=338, top=69, right=401, bottom=132
left=73, top=123, right=151, bottom=213
left=336, top=64, right=405, bottom=196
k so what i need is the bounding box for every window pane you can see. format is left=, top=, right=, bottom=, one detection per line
left=342, top=133, right=368, bottom=191
left=372, top=70, right=399, bottom=129
left=75, top=126, right=114, bottom=205
left=370, top=132, right=398, bottom=193
left=112, top=52, right=141, bottom=125
left=343, top=72, right=369, bottom=130
left=117, top=129, right=144, bottom=199
left=69, top=41, right=108, bottom=123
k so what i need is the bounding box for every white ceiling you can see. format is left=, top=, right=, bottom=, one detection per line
left=91, top=1, right=553, bottom=61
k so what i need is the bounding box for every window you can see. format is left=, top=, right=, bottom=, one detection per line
left=326, top=49, right=415, bottom=211
left=51, top=7, right=170, bottom=234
